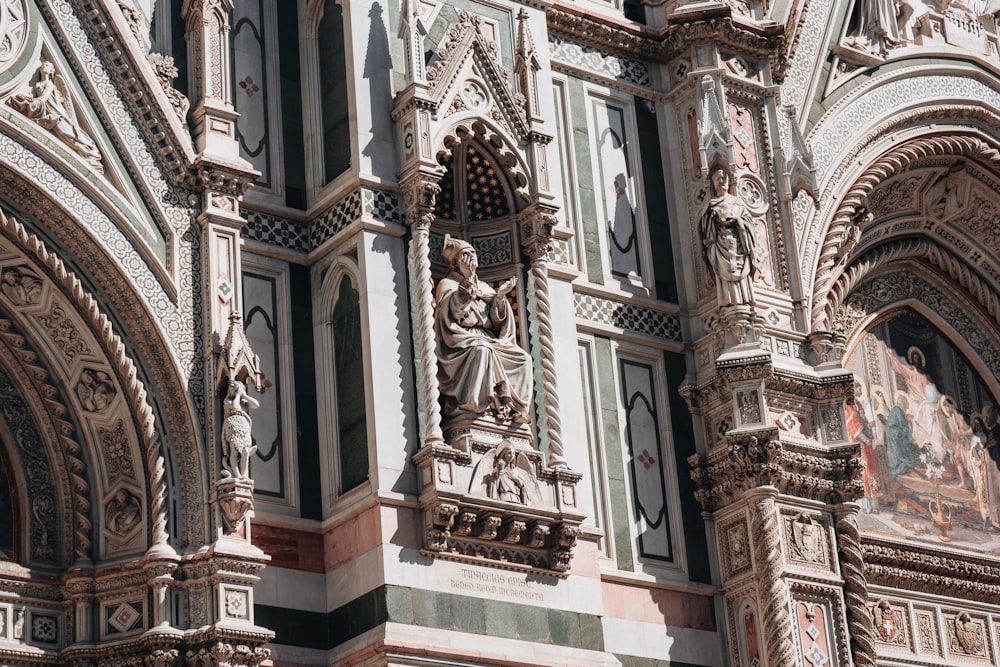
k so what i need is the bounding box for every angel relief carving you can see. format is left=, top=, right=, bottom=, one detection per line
left=9, top=60, right=103, bottom=172
left=471, top=440, right=541, bottom=505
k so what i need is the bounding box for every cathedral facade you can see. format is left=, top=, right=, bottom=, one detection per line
left=0, top=0, right=996, bottom=665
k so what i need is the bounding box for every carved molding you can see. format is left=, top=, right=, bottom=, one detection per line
left=546, top=5, right=787, bottom=80
left=812, top=134, right=1000, bottom=331
left=689, top=433, right=864, bottom=511
left=0, top=209, right=171, bottom=551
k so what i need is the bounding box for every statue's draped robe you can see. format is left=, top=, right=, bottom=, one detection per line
left=701, top=193, right=759, bottom=307
left=435, top=272, right=532, bottom=421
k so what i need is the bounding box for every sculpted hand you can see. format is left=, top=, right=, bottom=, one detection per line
left=497, top=276, right=516, bottom=297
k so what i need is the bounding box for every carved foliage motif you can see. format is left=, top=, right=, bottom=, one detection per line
left=99, top=420, right=134, bottom=480
left=689, top=436, right=864, bottom=511
left=0, top=366, right=57, bottom=562
left=37, top=305, right=90, bottom=361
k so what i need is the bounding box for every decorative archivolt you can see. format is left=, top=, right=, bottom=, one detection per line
left=0, top=209, right=169, bottom=552
left=826, top=237, right=1000, bottom=338
left=812, top=134, right=1000, bottom=331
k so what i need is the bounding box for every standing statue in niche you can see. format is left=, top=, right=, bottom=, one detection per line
left=435, top=235, right=533, bottom=423
left=221, top=380, right=259, bottom=480
left=9, top=60, right=103, bottom=171
left=846, top=0, right=902, bottom=55
left=700, top=168, right=762, bottom=308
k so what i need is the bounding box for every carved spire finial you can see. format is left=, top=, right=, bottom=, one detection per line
left=698, top=75, right=732, bottom=177
left=398, top=0, right=428, bottom=84
left=783, top=103, right=819, bottom=207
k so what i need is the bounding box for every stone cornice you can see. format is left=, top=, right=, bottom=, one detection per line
left=546, top=2, right=788, bottom=79
left=689, top=432, right=864, bottom=511
left=863, top=536, right=1000, bottom=603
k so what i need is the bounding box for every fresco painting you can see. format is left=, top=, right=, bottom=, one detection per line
left=847, top=311, right=1000, bottom=550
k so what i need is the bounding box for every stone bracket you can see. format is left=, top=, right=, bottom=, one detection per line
left=689, top=432, right=864, bottom=511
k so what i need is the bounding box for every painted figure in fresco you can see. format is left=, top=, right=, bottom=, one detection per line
left=982, top=407, right=1000, bottom=529
left=10, top=60, right=103, bottom=170
left=886, top=392, right=920, bottom=477
left=848, top=380, right=877, bottom=509
left=700, top=168, right=761, bottom=308
left=222, top=380, right=259, bottom=480
left=435, top=235, right=532, bottom=423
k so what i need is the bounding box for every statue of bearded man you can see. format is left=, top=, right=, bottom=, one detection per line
left=435, top=235, right=533, bottom=423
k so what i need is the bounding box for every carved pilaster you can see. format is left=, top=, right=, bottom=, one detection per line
left=835, top=506, right=877, bottom=667
left=521, top=207, right=567, bottom=468
left=402, top=175, right=445, bottom=447
left=747, top=487, right=796, bottom=666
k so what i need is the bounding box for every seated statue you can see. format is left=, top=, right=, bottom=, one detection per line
left=435, top=235, right=533, bottom=423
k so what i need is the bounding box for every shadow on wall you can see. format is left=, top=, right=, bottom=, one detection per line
left=363, top=3, right=396, bottom=178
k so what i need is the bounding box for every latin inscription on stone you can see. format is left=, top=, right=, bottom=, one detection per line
left=449, top=568, right=546, bottom=603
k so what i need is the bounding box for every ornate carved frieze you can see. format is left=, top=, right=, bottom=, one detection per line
left=689, top=433, right=864, bottom=511
left=413, top=431, right=583, bottom=574
left=863, top=537, right=1000, bottom=603
left=546, top=6, right=787, bottom=79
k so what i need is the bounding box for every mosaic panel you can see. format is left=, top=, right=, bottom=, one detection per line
left=362, top=188, right=401, bottom=223
left=574, top=292, right=682, bottom=342
left=311, top=189, right=363, bottom=248
left=241, top=210, right=309, bottom=252
left=548, top=34, right=650, bottom=88
left=104, top=600, right=144, bottom=636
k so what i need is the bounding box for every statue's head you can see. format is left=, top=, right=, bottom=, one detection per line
left=497, top=440, right=516, bottom=464
left=442, top=234, right=477, bottom=276
left=710, top=168, right=729, bottom=195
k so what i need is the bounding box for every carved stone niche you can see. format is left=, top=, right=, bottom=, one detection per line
left=413, top=426, right=583, bottom=574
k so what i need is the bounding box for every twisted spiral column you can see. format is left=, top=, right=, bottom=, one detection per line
left=747, top=488, right=796, bottom=667
left=836, top=507, right=877, bottom=667
left=525, top=243, right=565, bottom=466
left=406, top=210, right=444, bottom=446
